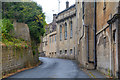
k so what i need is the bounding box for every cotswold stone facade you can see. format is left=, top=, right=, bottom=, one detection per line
left=96, top=2, right=119, bottom=77
left=2, top=21, right=37, bottom=77
left=77, top=2, right=95, bottom=69
left=56, top=3, right=77, bottom=59
left=42, top=1, right=120, bottom=78
left=42, top=14, right=57, bottom=58
left=76, top=1, right=120, bottom=78
left=43, top=31, right=57, bottom=57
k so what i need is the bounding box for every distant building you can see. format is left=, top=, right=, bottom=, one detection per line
left=45, top=14, right=57, bottom=35
left=43, top=31, right=57, bottom=57
left=42, top=14, right=57, bottom=58
left=56, top=2, right=77, bottom=59
left=41, top=1, right=120, bottom=78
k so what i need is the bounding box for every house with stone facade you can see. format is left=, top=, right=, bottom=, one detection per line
left=43, top=31, right=57, bottom=57
left=76, top=1, right=120, bottom=78
left=42, top=1, right=120, bottom=78
left=96, top=1, right=120, bottom=77
left=56, top=1, right=77, bottom=59
left=42, top=14, right=57, bottom=58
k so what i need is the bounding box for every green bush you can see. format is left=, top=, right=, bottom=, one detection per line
left=2, top=2, right=47, bottom=44
left=1, top=19, right=29, bottom=48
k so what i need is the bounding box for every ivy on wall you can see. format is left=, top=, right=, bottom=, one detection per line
left=0, top=18, right=29, bottom=48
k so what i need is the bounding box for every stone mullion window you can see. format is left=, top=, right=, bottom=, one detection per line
left=70, top=21, right=73, bottom=38
left=60, top=25, right=62, bottom=41
left=65, top=22, right=67, bottom=40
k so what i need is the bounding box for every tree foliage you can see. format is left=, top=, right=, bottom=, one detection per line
left=1, top=19, right=14, bottom=41
left=2, top=2, right=47, bottom=43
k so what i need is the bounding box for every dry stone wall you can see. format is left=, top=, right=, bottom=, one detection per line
left=2, top=46, right=34, bottom=76
left=2, top=21, right=39, bottom=77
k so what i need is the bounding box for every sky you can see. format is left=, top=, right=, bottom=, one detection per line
left=33, top=0, right=75, bottom=24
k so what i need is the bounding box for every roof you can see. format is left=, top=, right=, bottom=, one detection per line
left=57, top=4, right=75, bottom=17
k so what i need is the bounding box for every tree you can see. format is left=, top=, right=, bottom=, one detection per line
left=2, top=2, right=47, bottom=44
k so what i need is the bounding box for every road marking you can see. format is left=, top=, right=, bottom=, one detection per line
left=89, top=72, right=96, bottom=78
left=82, top=69, right=96, bottom=78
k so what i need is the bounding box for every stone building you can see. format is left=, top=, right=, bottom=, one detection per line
left=43, top=31, right=57, bottom=57
left=45, top=14, right=57, bottom=35
left=96, top=1, right=120, bottom=77
left=76, top=2, right=95, bottom=70
left=42, top=1, right=120, bottom=77
left=56, top=2, right=77, bottom=59
left=42, top=14, right=57, bottom=57
left=76, top=1, right=120, bottom=78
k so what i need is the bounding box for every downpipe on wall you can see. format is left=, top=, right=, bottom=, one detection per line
left=78, top=1, right=94, bottom=65
left=79, top=2, right=85, bottom=44
left=93, top=0, right=97, bottom=69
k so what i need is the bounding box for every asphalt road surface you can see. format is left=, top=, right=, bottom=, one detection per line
left=9, top=57, right=89, bottom=78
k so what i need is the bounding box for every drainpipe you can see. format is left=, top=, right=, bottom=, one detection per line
left=79, top=2, right=94, bottom=64
left=78, top=2, right=90, bottom=64
left=79, top=24, right=84, bottom=44
left=79, top=2, right=85, bottom=44
left=87, top=25, right=89, bottom=62
left=93, top=0, right=97, bottom=69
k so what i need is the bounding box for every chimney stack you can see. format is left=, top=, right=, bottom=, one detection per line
left=66, top=1, right=69, bottom=9
left=53, top=14, right=56, bottom=22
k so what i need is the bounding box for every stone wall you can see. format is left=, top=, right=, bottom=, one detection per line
left=2, top=45, right=34, bottom=76
left=76, top=1, right=119, bottom=77
left=1, top=21, right=39, bottom=77
left=77, top=2, right=94, bottom=69
left=96, top=2, right=119, bottom=77
left=38, top=36, right=43, bottom=53
left=13, top=20, right=31, bottom=41
left=96, top=29, right=111, bottom=75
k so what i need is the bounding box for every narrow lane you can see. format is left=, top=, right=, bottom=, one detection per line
left=9, top=57, right=89, bottom=78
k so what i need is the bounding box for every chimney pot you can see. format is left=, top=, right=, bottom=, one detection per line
left=66, top=1, right=69, bottom=9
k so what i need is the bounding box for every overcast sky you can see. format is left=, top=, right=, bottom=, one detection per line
left=33, top=0, right=75, bottom=24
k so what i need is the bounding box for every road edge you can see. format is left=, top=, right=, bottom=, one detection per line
left=2, top=61, right=43, bottom=79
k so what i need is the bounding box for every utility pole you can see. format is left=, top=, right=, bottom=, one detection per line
left=58, top=0, right=60, bottom=13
